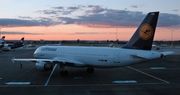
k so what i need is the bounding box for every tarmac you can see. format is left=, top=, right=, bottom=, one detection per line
left=0, top=47, right=180, bottom=95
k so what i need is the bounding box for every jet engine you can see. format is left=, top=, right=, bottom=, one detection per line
left=36, top=62, right=53, bottom=71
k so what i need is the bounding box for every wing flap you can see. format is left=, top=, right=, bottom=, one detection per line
left=11, top=58, right=54, bottom=63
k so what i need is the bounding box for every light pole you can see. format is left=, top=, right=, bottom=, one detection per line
left=171, top=30, right=173, bottom=48
left=116, top=29, right=118, bottom=47
left=0, top=28, right=1, bottom=38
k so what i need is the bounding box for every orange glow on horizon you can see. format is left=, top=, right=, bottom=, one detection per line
left=1, top=24, right=180, bottom=41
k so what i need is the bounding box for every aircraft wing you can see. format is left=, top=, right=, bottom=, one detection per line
left=131, top=51, right=174, bottom=59
left=11, top=58, right=54, bottom=63
left=11, top=57, right=86, bottom=67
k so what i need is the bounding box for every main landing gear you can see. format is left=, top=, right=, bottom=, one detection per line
left=60, top=70, right=68, bottom=76
left=60, top=64, right=68, bottom=76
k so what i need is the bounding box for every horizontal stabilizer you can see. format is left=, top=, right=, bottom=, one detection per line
left=131, top=54, right=149, bottom=59
left=161, top=51, right=174, bottom=56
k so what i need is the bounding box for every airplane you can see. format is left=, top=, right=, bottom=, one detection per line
left=53, top=42, right=61, bottom=46
left=12, top=12, right=174, bottom=76
left=8, top=37, right=24, bottom=49
left=0, top=36, right=5, bottom=44
left=0, top=36, right=5, bottom=50
left=1, top=37, right=24, bottom=51
left=0, top=36, right=11, bottom=51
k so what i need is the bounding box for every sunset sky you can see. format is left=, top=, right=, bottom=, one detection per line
left=0, top=0, right=179, bottom=41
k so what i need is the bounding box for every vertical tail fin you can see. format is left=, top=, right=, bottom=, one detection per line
left=1, top=36, right=5, bottom=41
left=122, top=12, right=159, bottom=50
left=19, top=37, right=24, bottom=44
left=11, top=37, right=24, bottom=49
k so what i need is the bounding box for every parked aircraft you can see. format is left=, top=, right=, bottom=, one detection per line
left=0, top=36, right=5, bottom=44
left=12, top=12, right=174, bottom=76
left=0, top=36, right=5, bottom=50
left=1, top=37, right=24, bottom=51
left=9, top=37, right=24, bottom=49
left=53, top=42, right=61, bottom=46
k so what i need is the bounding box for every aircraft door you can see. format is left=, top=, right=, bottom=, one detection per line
left=114, top=51, right=120, bottom=63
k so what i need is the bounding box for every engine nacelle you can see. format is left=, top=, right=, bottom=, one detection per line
left=36, top=62, right=53, bottom=71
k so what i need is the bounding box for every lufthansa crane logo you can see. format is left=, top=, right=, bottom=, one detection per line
left=139, top=24, right=153, bottom=40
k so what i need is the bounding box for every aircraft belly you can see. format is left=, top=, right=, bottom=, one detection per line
left=118, top=55, right=146, bottom=66
left=65, top=55, right=115, bottom=67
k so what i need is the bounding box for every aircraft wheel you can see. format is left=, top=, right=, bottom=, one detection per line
left=64, top=70, right=68, bottom=76
left=60, top=70, right=68, bottom=76
left=87, top=67, right=94, bottom=73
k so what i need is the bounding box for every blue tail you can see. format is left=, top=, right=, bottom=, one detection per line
left=122, top=12, right=159, bottom=50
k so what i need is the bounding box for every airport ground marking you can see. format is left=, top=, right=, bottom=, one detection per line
left=44, top=83, right=166, bottom=86
left=44, top=64, right=57, bottom=86
left=74, top=77, right=82, bottom=79
left=112, top=80, right=137, bottom=84
left=127, top=66, right=169, bottom=84
left=5, top=82, right=31, bottom=85
left=150, top=67, right=166, bottom=70
left=0, top=82, right=168, bottom=87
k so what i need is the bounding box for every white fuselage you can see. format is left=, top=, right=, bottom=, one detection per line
left=33, top=46, right=162, bottom=68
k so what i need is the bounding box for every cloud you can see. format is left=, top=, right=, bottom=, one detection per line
left=0, top=5, right=180, bottom=28
left=52, top=6, right=64, bottom=9
left=131, top=5, right=138, bottom=8
left=57, top=31, right=116, bottom=35
left=36, top=10, right=60, bottom=15
left=67, top=6, right=80, bottom=11
left=74, top=32, right=99, bottom=34
left=158, top=13, right=180, bottom=27
left=86, top=5, right=107, bottom=14
left=18, top=16, right=32, bottom=20
left=36, top=6, right=81, bottom=15
left=58, top=10, right=146, bottom=27
left=172, top=9, right=179, bottom=12
left=36, top=9, right=73, bottom=15
left=0, top=18, right=56, bottom=27
left=1, top=31, right=42, bottom=35
left=57, top=8, right=180, bottom=28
